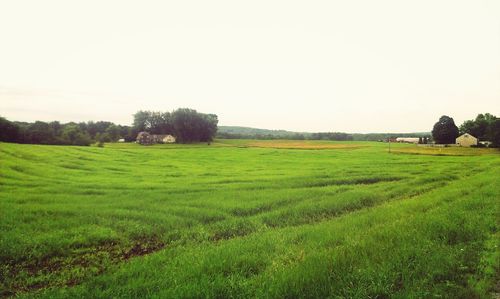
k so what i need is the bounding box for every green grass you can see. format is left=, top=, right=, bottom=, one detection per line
left=0, top=140, right=499, bottom=298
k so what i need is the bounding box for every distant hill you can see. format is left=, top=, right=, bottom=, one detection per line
left=218, top=126, right=306, bottom=137
left=217, top=126, right=430, bottom=141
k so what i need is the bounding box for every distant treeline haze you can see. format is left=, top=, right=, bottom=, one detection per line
left=217, top=127, right=430, bottom=142
left=0, top=111, right=498, bottom=146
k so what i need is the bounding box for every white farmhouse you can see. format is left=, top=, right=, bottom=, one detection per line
left=162, top=135, right=176, bottom=143
left=136, top=133, right=177, bottom=145
left=396, top=137, right=420, bottom=144
left=456, top=133, right=478, bottom=147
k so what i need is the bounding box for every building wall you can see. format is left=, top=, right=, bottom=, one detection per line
left=396, top=137, right=420, bottom=144
left=456, top=134, right=477, bottom=147
left=163, top=135, right=176, bottom=143
left=137, top=133, right=176, bottom=144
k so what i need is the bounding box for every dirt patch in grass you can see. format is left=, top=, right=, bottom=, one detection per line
left=244, top=141, right=364, bottom=150
left=121, top=238, right=165, bottom=260
left=1, top=237, right=165, bottom=297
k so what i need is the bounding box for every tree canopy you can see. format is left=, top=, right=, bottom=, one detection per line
left=1, top=111, right=497, bottom=147
left=459, top=113, right=499, bottom=147
left=489, top=119, right=500, bottom=147
left=133, top=108, right=218, bottom=143
left=459, top=113, right=497, bottom=140
left=0, top=117, right=134, bottom=146
left=0, top=117, right=21, bottom=142
left=432, top=115, right=459, bottom=144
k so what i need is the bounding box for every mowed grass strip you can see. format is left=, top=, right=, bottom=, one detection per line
left=0, top=141, right=499, bottom=297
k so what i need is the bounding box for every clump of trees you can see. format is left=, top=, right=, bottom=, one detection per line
left=133, top=108, right=218, bottom=143
left=432, top=115, right=459, bottom=144
left=459, top=113, right=499, bottom=147
left=431, top=113, right=499, bottom=147
left=0, top=117, right=20, bottom=143
left=0, top=117, right=134, bottom=146
left=0, top=108, right=218, bottom=146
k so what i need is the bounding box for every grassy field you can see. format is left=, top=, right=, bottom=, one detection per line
left=0, top=140, right=499, bottom=298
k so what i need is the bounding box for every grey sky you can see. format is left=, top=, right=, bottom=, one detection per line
left=0, top=0, right=499, bottom=133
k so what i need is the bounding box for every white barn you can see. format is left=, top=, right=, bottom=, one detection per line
left=162, top=135, right=176, bottom=143
left=456, top=133, right=478, bottom=147
left=396, top=137, right=420, bottom=144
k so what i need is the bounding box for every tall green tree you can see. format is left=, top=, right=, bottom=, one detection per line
left=459, top=113, right=496, bottom=140
left=132, top=111, right=152, bottom=132
left=199, top=114, right=218, bottom=142
left=105, top=124, right=121, bottom=142
left=171, top=108, right=203, bottom=143
left=133, top=109, right=218, bottom=143
left=432, top=115, right=459, bottom=144
left=459, top=113, right=498, bottom=145
left=489, top=119, right=500, bottom=147
left=459, top=120, right=477, bottom=136
left=26, top=121, right=58, bottom=144
left=0, top=116, right=20, bottom=142
left=62, top=125, right=92, bottom=146
left=85, top=121, right=114, bottom=138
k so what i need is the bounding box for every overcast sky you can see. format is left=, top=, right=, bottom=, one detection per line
left=0, top=0, right=499, bottom=133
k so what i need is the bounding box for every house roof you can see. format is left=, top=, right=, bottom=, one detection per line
left=457, top=133, right=477, bottom=138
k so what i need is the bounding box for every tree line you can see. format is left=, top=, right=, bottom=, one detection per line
left=0, top=108, right=219, bottom=146
left=432, top=113, right=499, bottom=147
left=217, top=131, right=432, bottom=141
left=0, top=117, right=135, bottom=146
left=2, top=111, right=497, bottom=146
left=216, top=131, right=354, bottom=141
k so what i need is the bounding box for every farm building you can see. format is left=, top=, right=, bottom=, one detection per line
left=396, top=137, right=420, bottom=144
left=164, top=135, right=176, bottom=143
left=456, top=133, right=478, bottom=147
left=161, top=135, right=176, bottom=143
left=150, top=134, right=176, bottom=144
left=136, top=132, right=176, bottom=145
left=136, top=132, right=153, bottom=145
